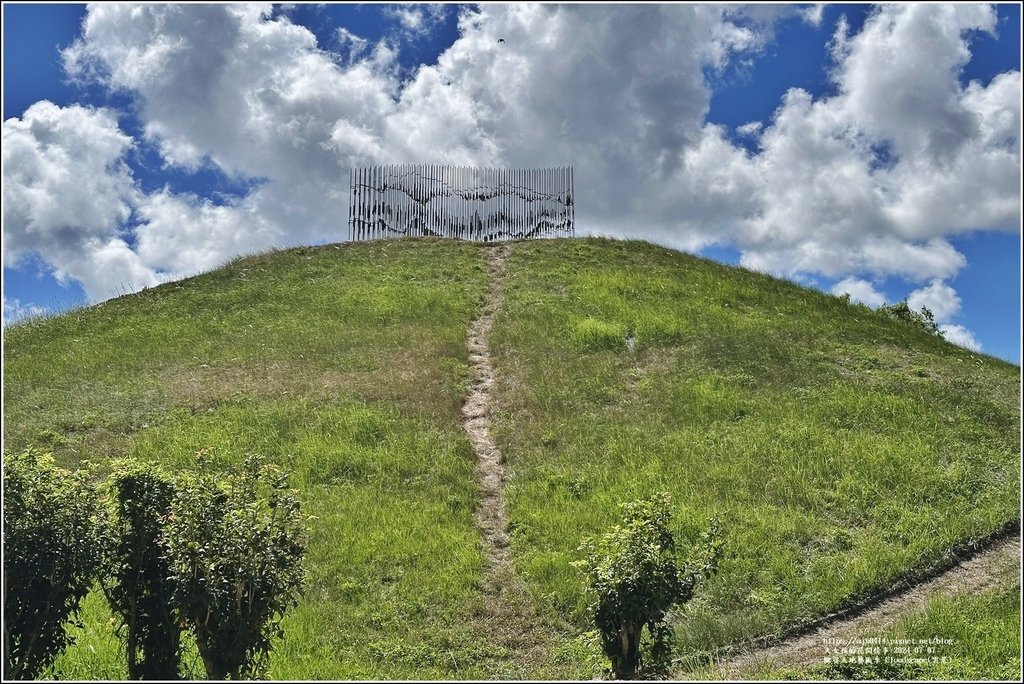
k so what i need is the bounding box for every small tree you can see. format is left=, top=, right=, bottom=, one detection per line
left=2, top=450, right=102, bottom=679
left=878, top=300, right=942, bottom=337
left=101, top=460, right=183, bottom=679
left=577, top=493, right=722, bottom=680
left=163, top=455, right=307, bottom=679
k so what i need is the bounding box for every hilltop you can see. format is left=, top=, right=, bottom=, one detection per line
left=3, top=237, right=1019, bottom=679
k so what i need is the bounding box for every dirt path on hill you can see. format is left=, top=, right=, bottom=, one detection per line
left=462, top=244, right=567, bottom=673
left=709, top=531, right=1020, bottom=677
left=464, top=243, right=512, bottom=578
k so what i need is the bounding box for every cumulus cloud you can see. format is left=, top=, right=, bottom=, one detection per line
left=907, top=279, right=962, bottom=322
left=939, top=323, right=982, bottom=352
left=1, top=101, right=158, bottom=298
left=2, top=2, right=1019, bottom=315
left=831, top=277, right=886, bottom=307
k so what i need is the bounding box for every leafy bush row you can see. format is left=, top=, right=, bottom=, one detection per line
left=3, top=450, right=307, bottom=680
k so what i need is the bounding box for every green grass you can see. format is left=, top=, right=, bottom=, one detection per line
left=741, top=575, right=1021, bottom=681
left=487, top=238, right=1020, bottom=664
left=4, top=237, right=1019, bottom=679
left=6, top=239, right=584, bottom=679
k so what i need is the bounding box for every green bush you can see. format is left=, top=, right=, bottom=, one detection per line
left=877, top=300, right=942, bottom=337
left=163, top=455, right=307, bottom=679
left=576, top=493, right=721, bottom=680
left=2, top=450, right=103, bottom=679
left=101, top=460, right=182, bottom=679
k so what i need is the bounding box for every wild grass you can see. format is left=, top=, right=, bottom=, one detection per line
left=488, top=238, right=1020, bottom=666
left=6, top=239, right=588, bottom=679
left=3, top=236, right=1018, bottom=679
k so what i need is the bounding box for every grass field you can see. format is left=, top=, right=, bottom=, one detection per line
left=5, top=239, right=578, bottom=679
left=3, top=237, right=1019, bottom=679
left=487, top=238, right=1020, bottom=668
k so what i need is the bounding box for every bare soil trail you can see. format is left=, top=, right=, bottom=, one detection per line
left=463, top=244, right=512, bottom=575
left=708, top=532, right=1020, bottom=677
left=462, top=243, right=570, bottom=674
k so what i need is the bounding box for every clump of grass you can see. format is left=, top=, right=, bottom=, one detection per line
left=570, top=317, right=626, bottom=351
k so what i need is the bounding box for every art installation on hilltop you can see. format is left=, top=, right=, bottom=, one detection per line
left=348, top=164, right=574, bottom=241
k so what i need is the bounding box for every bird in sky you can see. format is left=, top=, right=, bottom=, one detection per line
left=498, top=38, right=506, bottom=43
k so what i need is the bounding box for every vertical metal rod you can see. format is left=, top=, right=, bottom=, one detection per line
left=511, top=167, right=516, bottom=241
left=539, top=166, right=545, bottom=239
left=520, top=167, right=526, bottom=240
left=564, top=166, right=569, bottom=237
left=460, top=165, right=466, bottom=240
left=548, top=166, right=553, bottom=239
left=358, top=166, right=365, bottom=241
left=522, top=167, right=527, bottom=240
left=561, top=166, right=567, bottom=238
left=570, top=166, right=575, bottom=237
left=503, top=167, right=509, bottom=242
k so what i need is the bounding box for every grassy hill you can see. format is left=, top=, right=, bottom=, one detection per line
left=3, top=237, right=1019, bottom=679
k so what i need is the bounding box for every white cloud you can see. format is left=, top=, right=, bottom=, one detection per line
left=1, top=2, right=1018, bottom=318
left=907, top=279, right=961, bottom=322
left=736, top=121, right=763, bottom=137
left=384, top=4, right=448, bottom=39
left=800, top=4, right=826, bottom=28
left=939, top=323, right=982, bottom=352
left=1, top=101, right=158, bottom=299
left=713, top=4, right=1019, bottom=286
left=831, top=277, right=886, bottom=307
left=336, top=27, right=369, bottom=61
left=906, top=279, right=983, bottom=352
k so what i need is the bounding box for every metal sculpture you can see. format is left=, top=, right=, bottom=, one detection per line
left=348, top=164, right=574, bottom=241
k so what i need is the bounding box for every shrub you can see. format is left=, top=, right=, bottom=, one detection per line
left=878, top=300, right=942, bottom=337
left=101, top=460, right=182, bottom=679
left=2, top=450, right=102, bottom=679
left=163, top=455, right=307, bottom=679
left=576, top=493, right=722, bottom=680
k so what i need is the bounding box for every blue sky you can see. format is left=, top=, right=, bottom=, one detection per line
left=2, top=3, right=1021, bottom=363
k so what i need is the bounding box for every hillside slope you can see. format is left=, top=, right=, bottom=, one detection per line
left=3, top=237, right=1019, bottom=679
